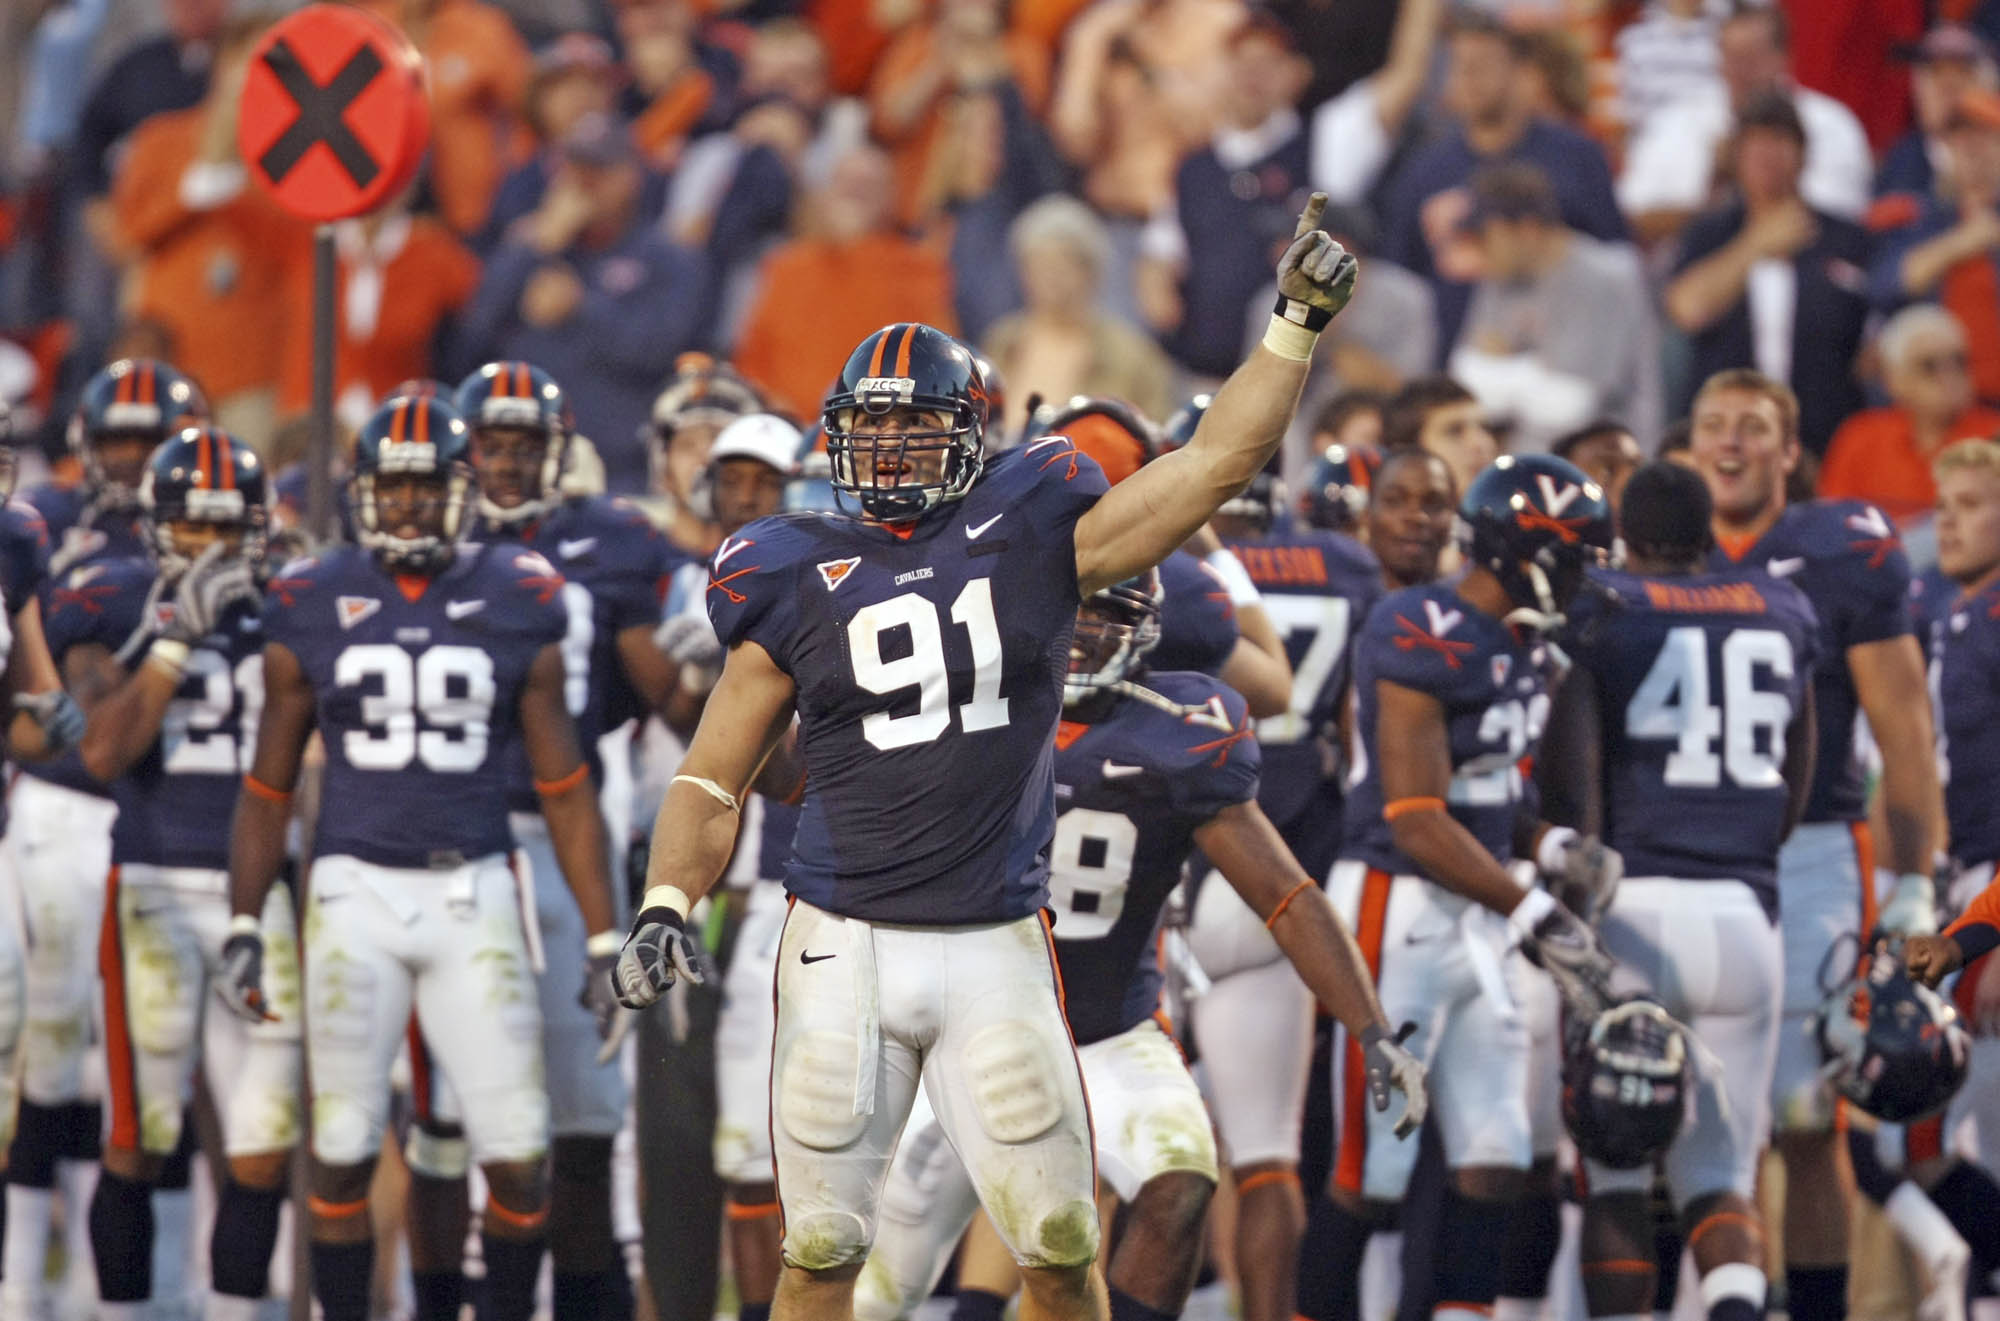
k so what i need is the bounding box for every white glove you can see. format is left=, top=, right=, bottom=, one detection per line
left=1878, top=873, right=1939, bottom=938
left=1510, top=888, right=1615, bottom=1017
left=215, top=915, right=277, bottom=1024
left=1537, top=827, right=1623, bottom=926
left=1358, top=1022, right=1427, bottom=1139
left=613, top=898, right=711, bottom=1009
left=158, top=543, right=258, bottom=644
left=654, top=611, right=723, bottom=670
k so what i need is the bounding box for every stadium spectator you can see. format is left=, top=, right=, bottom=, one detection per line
left=1551, top=419, right=1643, bottom=515
left=1450, top=162, right=1662, bottom=453
left=621, top=0, right=734, bottom=165
left=73, top=0, right=224, bottom=201
left=1871, top=89, right=2000, bottom=404
left=109, top=19, right=310, bottom=452
left=1381, top=373, right=1496, bottom=498
left=732, top=142, right=956, bottom=418
left=1307, top=0, right=1444, bottom=211
left=358, top=0, right=533, bottom=239
left=1665, top=91, right=1869, bottom=455
left=1308, top=389, right=1386, bottom=460
left=1613, top=0, right=1723, bottom=136
left=478, top=35, right=640, bottom=251
left=1819, top=304, right=2000, bottom=528
left=1139, top=14, right=1312, bottom=379
left=457, top=113, right=711, bottom=492
left=868, top=0, right=1049, bottom=228
left=1619, top=4, right=1872, bottom=239
left=981, top=194, right=1177, bottom=436
left=1376, top=11, right=1625, bottom=360
left=1875, top=24, right=1996, bottom=200
left=937, top=85, right=1070, bottom=342
left=275, top=193, right=482, bottom=433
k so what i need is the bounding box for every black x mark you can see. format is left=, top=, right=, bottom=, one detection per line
left=257, top=38, right=384, bottom=189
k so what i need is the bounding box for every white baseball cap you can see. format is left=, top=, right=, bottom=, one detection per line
left=708, top=413, right=802, bottom=475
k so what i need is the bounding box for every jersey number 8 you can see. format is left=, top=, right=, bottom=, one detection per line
left=335, top=644, right=497, bottom=773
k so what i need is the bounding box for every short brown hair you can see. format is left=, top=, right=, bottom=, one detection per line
left=1691, top=368, right=1800, bottom=444
left=1382, top=375, right=1477, bottom=453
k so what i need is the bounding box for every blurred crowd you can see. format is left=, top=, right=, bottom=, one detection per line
left=5, top=0, right=2000, bottom=564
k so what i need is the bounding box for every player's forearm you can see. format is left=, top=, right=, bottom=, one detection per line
left=1270, top=888, right=1393, bottom=1039
left=540, top=775, right=619, bottom=936
left=1874, top=717, right=1941, bottom=876
left=77, top=659, right=179, bottom=782
left=227, top=790, right=292, bottom=920
left=1390, top=812, right=1530, bottom=915
left=641, top=777, right=743, bottom=909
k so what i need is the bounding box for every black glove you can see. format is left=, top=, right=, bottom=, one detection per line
left=12, top=690, right=84, bottom=755
left=1358, top=1021, right=1427, bottom=1139
left=614, top=903, right=709, bottom=1009
left=215, top=916, right=276, bottom=1023
left=159, top=543, right=258, bottom=645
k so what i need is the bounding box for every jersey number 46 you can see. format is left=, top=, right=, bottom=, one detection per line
left=1627, top=627, right=1795, bottom=790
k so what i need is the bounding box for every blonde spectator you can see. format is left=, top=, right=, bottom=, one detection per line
left=1819, top=305, right=2000, bottom=529
left=981, top=195, right=1177, bottom=437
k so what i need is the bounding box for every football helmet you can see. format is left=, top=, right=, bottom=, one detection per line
left=823, top=323, right=986, bottom=521
left=1065, top=569, right=1165, bottom=705
left=964, top=346, right=1007, bottom=443
left=1459, top=453, right=1613, bottom=633
left=1024, top=396, right=1161, bottom=487
left=1162, top=393, right=1212, bottom=453
left=0, top=400, right=16, bottom=501
left=455, top=361, right=571, bottom=526
left=1300, top=443, right=1382, bottom=532
left=1814, top=951, right=1971, bottom=1123
left=350, top=394, right=474, bottom=574
left=1217, top=471, right=1287, bottom=532
left=69, top=359, right=209, bottom=508
left=139, top=425, right=269, bottom=577
left=1560, top=998, right=1689, bottom=1170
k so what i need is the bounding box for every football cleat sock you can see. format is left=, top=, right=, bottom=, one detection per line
left=952, top=1287, right=1009, bottom=1321
left=555, top=1267, right=633, bottom=1321
left=1785, top=1265, right=1847, bottom=1321
left=310, top=1239, right=374, bottom=1321
left=211, top=1181, right=285, bottom=1299
left=412, top=1268, right=464, bottom=1321
left=1108, top=1287, right=1180, bottom=1321
left=483, top=1232, right=548, bottom=1321
left=88, top=1169, right=153, bottom=1302
left=1298, top=1193, right=1372, bottom=1321
left=1496, top=1188, right=1562, bottom=1305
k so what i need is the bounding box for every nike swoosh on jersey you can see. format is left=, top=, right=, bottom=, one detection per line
left=799, top=950, right=836, bottom=965
left=445, top=599, right=486, bottom=619
left=965, top=513, right=1004, bottom=538
left=1101, top=761, right=1147, bottom=778
left=559, top=537, right=598, bottom=560
left=1767, top=557, right=1806, bottom=578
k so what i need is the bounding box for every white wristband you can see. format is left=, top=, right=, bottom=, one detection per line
left=1535, top=826, right=1578, bottom=876
left=227, top=912, right=261, bottom=939
left=1261, top=312, right=1319, bottom=362
left=639, top=885, right=693, bottom=922
left=147, top=638, right=190, bottom=675
left=1202, top=549, right=1261, bottom=608
left=1507, top=887, right=1556, bottom=941
left=672, top=773, right=739, bottom=812
left=586, top=929, right=624, bottom=957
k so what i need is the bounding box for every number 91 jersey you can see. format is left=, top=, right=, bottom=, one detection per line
left=1563, top=568, right=1819, bottom=913
left=1342, top=582, right=1553, bottom=877
left=707, top=440, right=1109, bottom=923
left=261, top=542, right=568, bottom=869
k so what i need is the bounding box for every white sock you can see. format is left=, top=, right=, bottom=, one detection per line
left=0, top=1186, right=52, bottom=1309
left=1492, top=1299, right=1546, bottom=1321
left=203, top=1293, right=263, bottom=1321
left=93, top=1303, right=143, bottom=1321
left=56, top=1157, right=98, bottom=1314
left=150, top=1187, right=193, bottom=1314
left=1360, top=1229, right=1401, bottom=1321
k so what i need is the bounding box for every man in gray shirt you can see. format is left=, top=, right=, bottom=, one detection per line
left=1450, top=162, right=1662, bottom=452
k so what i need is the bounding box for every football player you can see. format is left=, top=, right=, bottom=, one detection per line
left=1198, top=464, right=1381, bottom=1321
left=1540, top=461, right=1818, bottom=1321
left=644, top=352, right=764, bottom=556
left=3, top=357, right=207, bottom=1318
left=217, top=395, right=625, bottom=1321
left=1298, top=444, right=1382, bottom=537
left=58, top=428, right=300, bottom=1321
left=1690, top=369, right=1942, bottom=1321
left=655, top=411, right=805, bottom=1321
left=614, top=194, right=1356, bottom=1321
left=851, top=571, right=1424, bottom=1321
left=389, top=361, right=684, bottom=1321
left=1325, top=453, right=1616, bottom=1321
left=1361, top=448, right=1455, bottom=593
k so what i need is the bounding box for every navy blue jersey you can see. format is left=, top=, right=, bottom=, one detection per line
left=22, top=483, right=88, bottom=543
left=31, top=554, right=158, bottom=798
left=1050, top=672, right=1259, bottom=1045
left=1224, top=527, right=1381, bottom=846
left=1931, top=579, right=2000, bottom=869
left=24, top=484, right=146, bottom=574
left=707, top=438, right=1108, bottom=922
left=1710, top=501, right=1912, bottom=824
left=1564, top=568, right=1820, bottom=913
left=1153, top=550, right=1238, bottom=676
left=1342, top=583, right=1553, bottom=877
left=0, top=501, right=51, bottom=609
left=485, top=496, right=682, bottom=809
left=262, top=543, right=567, bottom=869
left=108, top=578, right=266, bottom=870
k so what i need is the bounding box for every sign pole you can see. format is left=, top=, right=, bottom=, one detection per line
left=308, top=224, right=336, bottom=544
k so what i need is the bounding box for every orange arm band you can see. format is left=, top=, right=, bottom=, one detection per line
left=1264, top=878, right=1315, bottom=930
left=534, top=764, right=589, bottom=797
left=242, top=774, right=291, bottom=804
left=1383, top=796, right=1446, bottom=822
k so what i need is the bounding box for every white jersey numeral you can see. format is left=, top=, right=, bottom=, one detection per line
left=1047, top=807, right=1138, bottom=939
left=1257, top=593, right=1353, bottom=745
left=849, top=579, right=1011, bottom=751
left=335, top=644, right=497, bottom=773
left=163, top=651, right=264, bottom=774
left=1626, top=626, right=1793, bottom=789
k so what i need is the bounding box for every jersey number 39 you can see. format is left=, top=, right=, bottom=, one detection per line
left=336, top=644, right=496, bottom=772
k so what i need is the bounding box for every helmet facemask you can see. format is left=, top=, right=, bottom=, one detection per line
left=355, top=468, right=471, bottom=574
left=471, top=419, right=566, bottom=527
left=1064, top=575, right=1164, bottom=706
left=824, top=394, right=981, bottom=522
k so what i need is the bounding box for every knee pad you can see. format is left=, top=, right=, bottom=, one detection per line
left=312, top=1097, right=380, bottom=1168
left=406, top=1121, right=471, bottom=1181
left=777, top=1031, right=867, bottom=1151
left=962, top=1022, right=1063, bottom=1146
left=782, top=1210, right=872, bottom=1271
left=123, top=931, right=199, bottom=1059
left=1018, top=1199, right=1100, bottom=1270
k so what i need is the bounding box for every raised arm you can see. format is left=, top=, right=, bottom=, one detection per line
left=1073, top=195, right=1356, bottom=596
